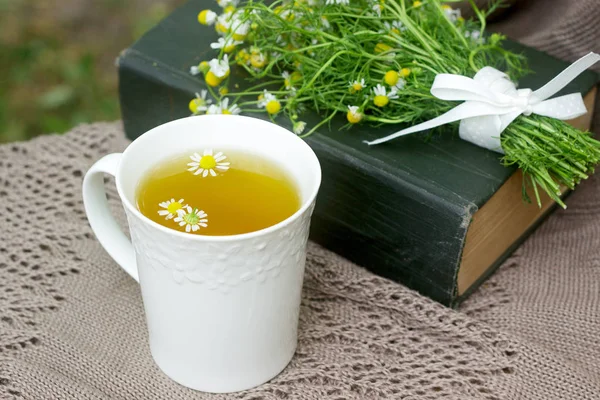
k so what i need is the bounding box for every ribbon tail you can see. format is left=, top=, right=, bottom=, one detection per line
left=533, top=52, right=600, bottom=100
left=365, top=101, right=505, bottom=146
left=532, top=93, right=587, bottom=120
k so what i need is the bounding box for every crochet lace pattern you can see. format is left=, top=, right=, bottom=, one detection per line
left=1, top=122, right=599, bottom=399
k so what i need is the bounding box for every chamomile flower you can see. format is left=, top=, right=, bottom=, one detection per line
left=188, top=149, right=230, bottom=177
left=442, top=5, right=461, bottom=23
left=206, top=104, right=221, bottom=114
left=235, top=48, right=251, bottom=65
left=210, top=37, right=243, bottom=53
left=413, top=1, right=422, bottom=7
left=384, top=70, right=399, bottom=86
left=198, top=10, right=217, bottom=25
left=215, top=13, right=232, bottom=35
left=188, top=90, right=212, bottom=114
left=465, top=30, right=485, bottom=44
left=384, top=21, right=406, bottom=35
left=347, top=106, right=363, bottom=124
left=293, top=121, right=307, bottom=135
left=174, top=207, right=208, bottom=233
left=374, top=43, right=396, bottom=59
left=230, top=19, right=250, bottom=40
left=206, top=54, right=230, bottom=87
left=257, top=90, right=281, bottom=114
left=282, top=71, right=292, bottom=89
left=190, top=61, right=209, bottom=76
left=399, top=67, right=411, bottom=78
left=220, top=98, right=241, bottom=115
left=395, top=78, right=406, bottom=90
left=249, top=51, right=267, bottom=69
left=217, top=0, right=239, bottom=9
left=372, top=1, right=384, bottom=16
left=321, top=16, right=331, bottom=29
left=349, top=78, right=366, bottom=92
left=158, top=198, right=187, bottom=220
left=372, top=84, right=398, bottom=107
left=282, top=71, right=301, bottom=90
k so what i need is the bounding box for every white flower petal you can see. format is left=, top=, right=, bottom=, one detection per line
left=203, top=170, right=209, bottom=177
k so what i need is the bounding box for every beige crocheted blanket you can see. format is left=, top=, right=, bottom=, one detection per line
left=1, top=1, right=600, bottom=396
left=1, top=122, right=599, bottom=399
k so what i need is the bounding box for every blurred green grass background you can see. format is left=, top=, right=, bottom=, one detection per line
left=0, top=0, right=184, bottom=143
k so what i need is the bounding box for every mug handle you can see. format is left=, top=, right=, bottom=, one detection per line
left=82, top=153, right=139, bottom=282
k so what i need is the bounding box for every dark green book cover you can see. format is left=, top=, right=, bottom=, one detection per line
left=117, top=0, right=599, bottom=306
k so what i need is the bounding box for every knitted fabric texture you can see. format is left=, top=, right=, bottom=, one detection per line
left=1, top=122, right=599, bottom=399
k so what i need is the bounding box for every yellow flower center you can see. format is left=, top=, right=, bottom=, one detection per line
left=384, top=70, right=399, bottom=86
left=188, top=98, right=205, bottom=113
left=441, top=4, right=451, bottom=10
left=222, top=109, right=232, bottom=115
left=205, top=71, right=222, bottom=87
left=200, top=155, right=217, bottom=169
left=224, top=44, right=236, bottom=53
left=219, top=87, right=229, bottom=96
left=347, top=110, right=362, bottom=124
left=198, top=10, right=210, bottom=25
left=352, top=82, right=363, bottom=92
left=215, top=22, right=228, bottom=34
left=250, top=54, right=267, bottom=68
left=291, top=71, right=302, bottom=82
left=413, top=1, right=422, bottom=7
left=391, top=28, right=400, bottom=35
left=374, top=95, right=389, bottom=107
left=232, top=32, right=246, bottom=41
left=284, top=78, right=291, bottom=88
left=199, top=61, right=210, bottom=73
left=374, top=43, right=392, bottom=54
left=167, top=202, right=182, bottom=214
left=400, top=68, right=411, bottom=78
left=224, top=5, right=236, bottom=14
left=266, top=100, right=281, bottom=114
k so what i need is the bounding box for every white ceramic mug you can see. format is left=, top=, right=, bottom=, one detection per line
left=82, top=115, right=321, bottom=393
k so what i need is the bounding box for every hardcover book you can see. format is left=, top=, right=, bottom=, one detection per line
left=117, top=0, right=599, bottom=306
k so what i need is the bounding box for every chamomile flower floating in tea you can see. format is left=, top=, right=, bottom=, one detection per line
left=174, top=207, right=209, bottom=233
left=157, top=198, right=186, bottom=220
left=136, top=150, right=300, bottom=236
left=188, top=149, right=230, bottom=177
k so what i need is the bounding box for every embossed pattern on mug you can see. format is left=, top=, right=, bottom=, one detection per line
left=136, top=149, right=301, bottom=236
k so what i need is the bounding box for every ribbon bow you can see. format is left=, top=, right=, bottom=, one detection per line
left=366, top=52, right=600, bottom=153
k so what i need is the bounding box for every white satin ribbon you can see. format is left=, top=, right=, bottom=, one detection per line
left=366, top=52, right=600, bottom=153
